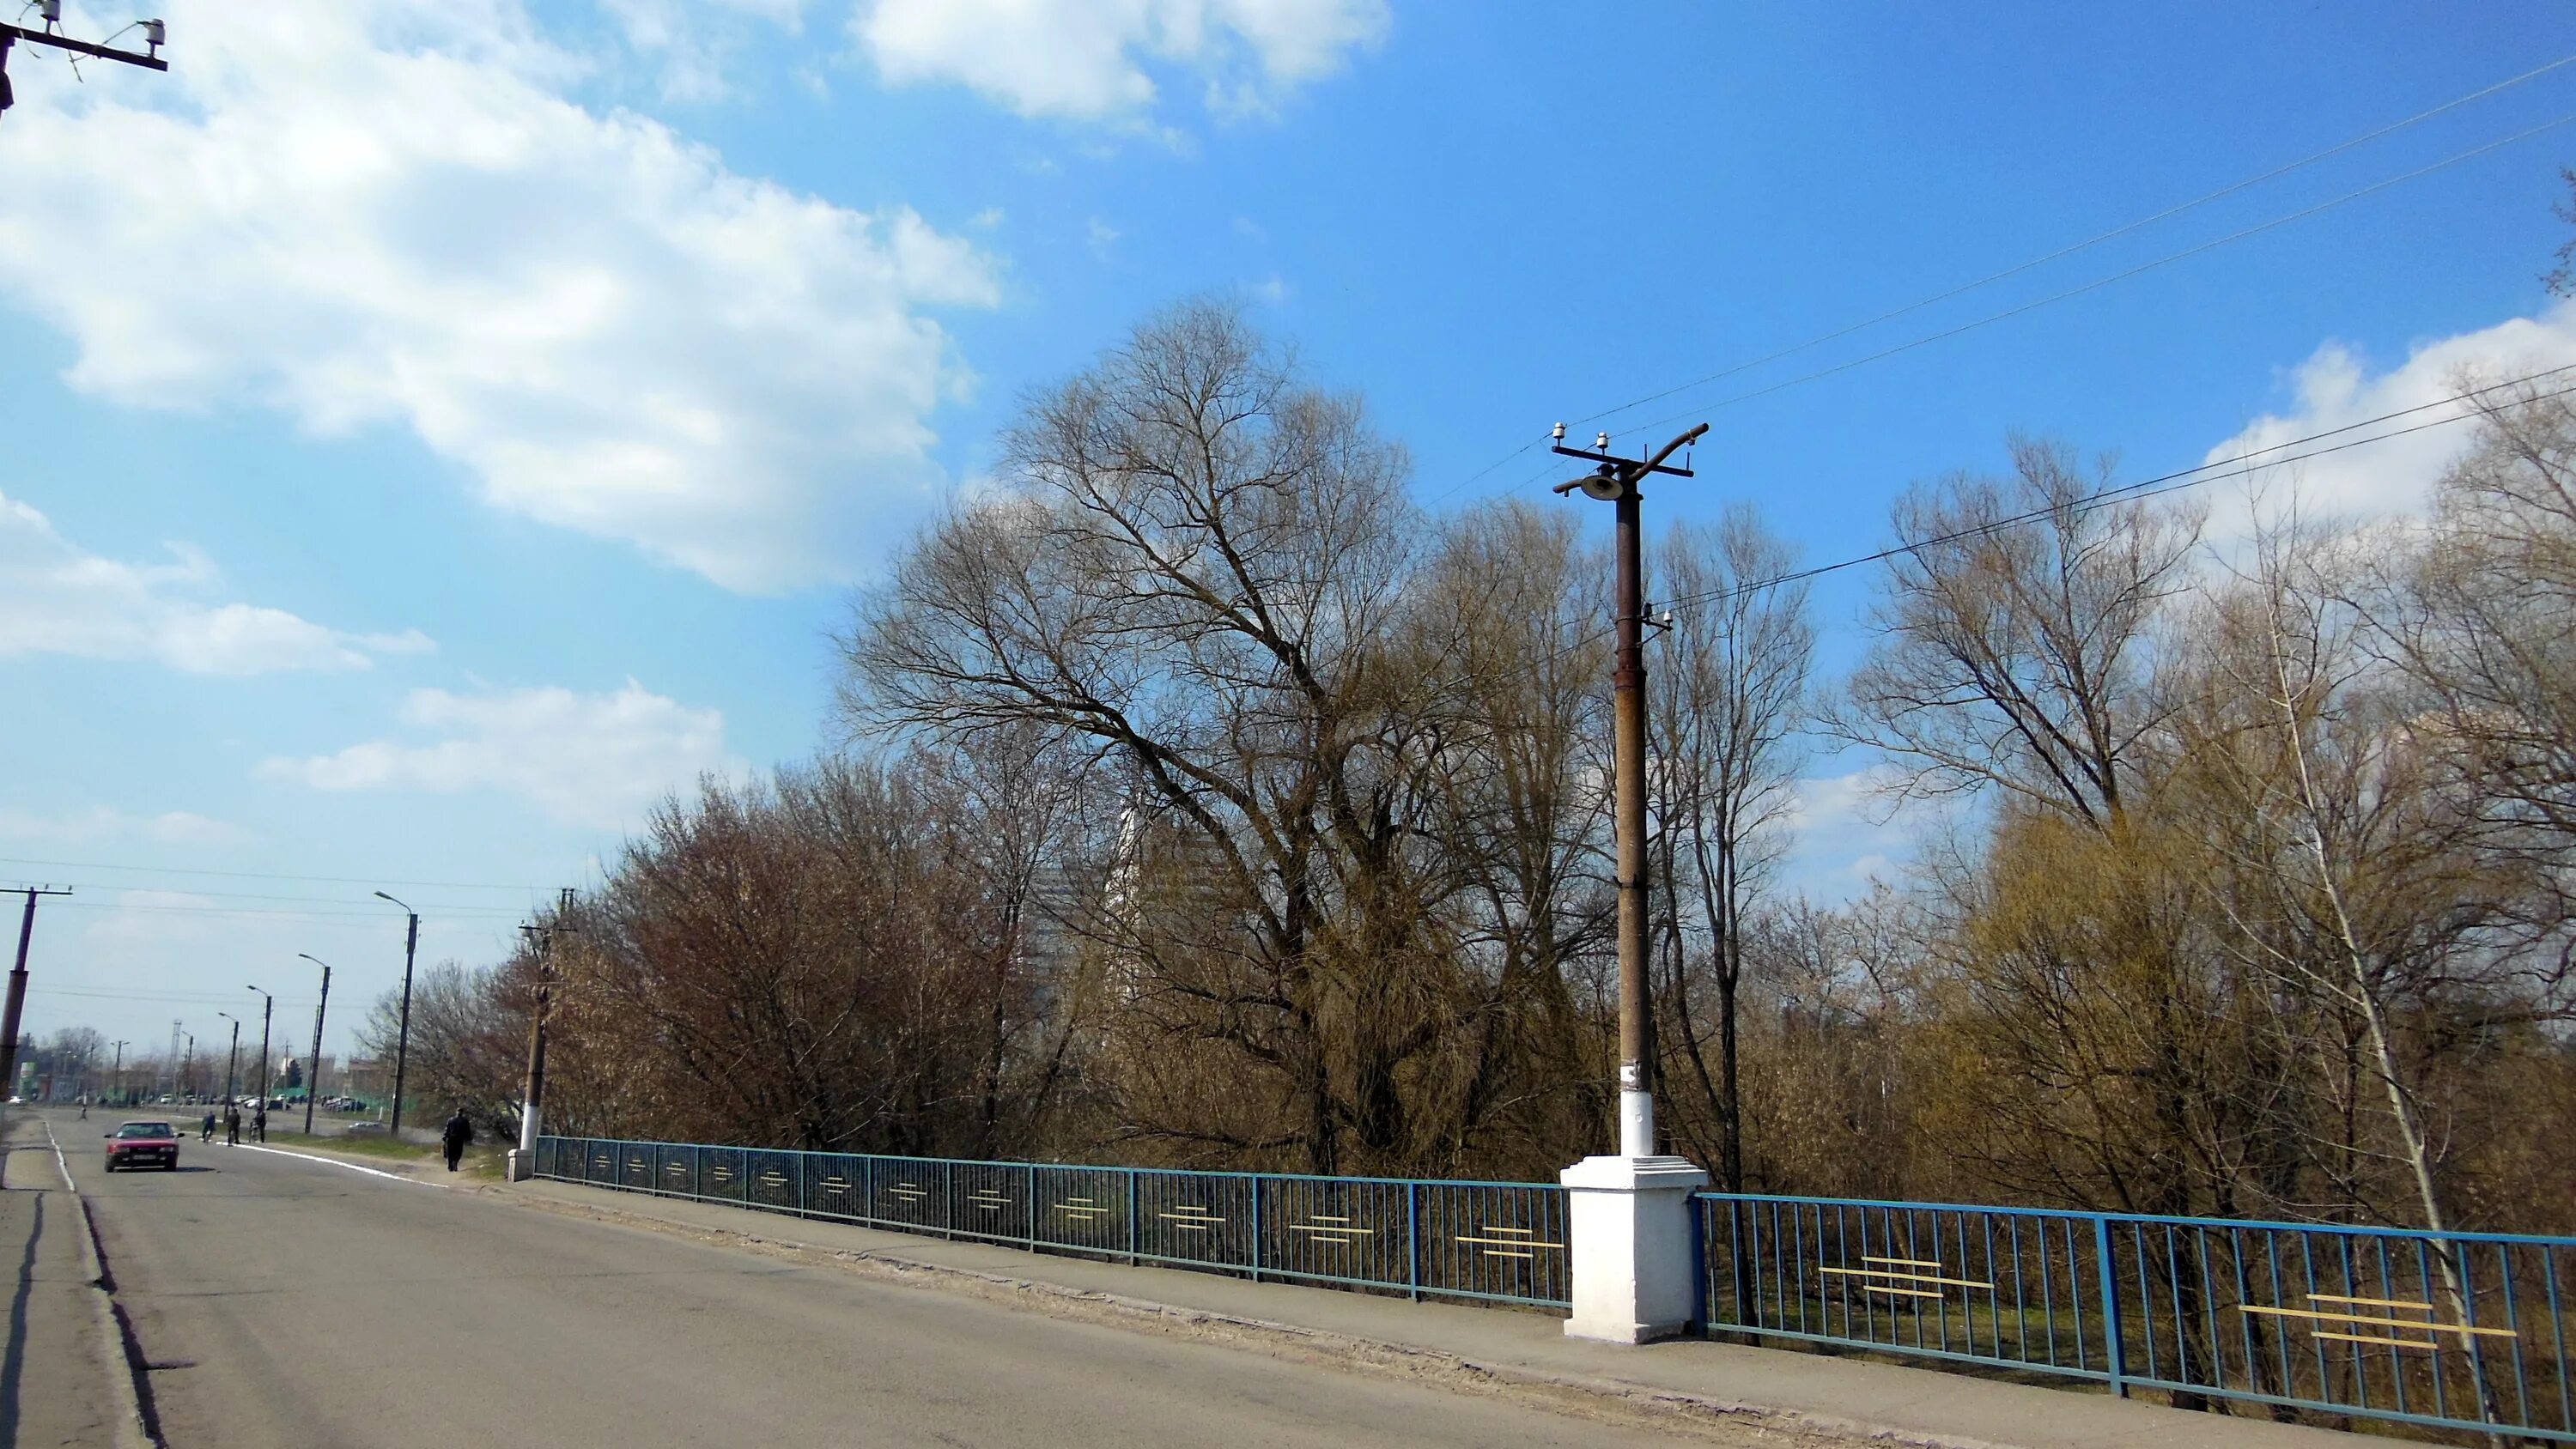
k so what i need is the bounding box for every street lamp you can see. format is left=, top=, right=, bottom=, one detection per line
left=373, top=891, right=420, bottom=1136
left=245, top=985, right=272, bottom=1131
left=295, top=953, right=331, bottom=1135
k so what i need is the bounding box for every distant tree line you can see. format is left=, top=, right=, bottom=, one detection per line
left=367, top=300, right=2575, bottom=1238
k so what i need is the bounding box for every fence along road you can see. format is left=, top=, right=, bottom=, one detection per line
left=1696, top=1191, right=2576, bottom=1444
left=537, top=1133, right=2576, bottom=1445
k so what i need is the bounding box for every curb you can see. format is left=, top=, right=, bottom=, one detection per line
left=41, top=1120, right=162, bottom=1449
left=496, top=1180, right=2009, bottom=1449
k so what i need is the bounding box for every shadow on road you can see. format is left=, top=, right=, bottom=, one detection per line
left=0, top=1184, right=42, bottom=1445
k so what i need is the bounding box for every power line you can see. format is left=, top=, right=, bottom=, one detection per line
left=1419, top=72, right=2576, bottom=508
left=33, top=879, right=542, bottom=911
left=1572, top=54, right=2576, bottom=433
left=46, top=901, right=526, bottom=921
left=1659, top=364, right=2576, bottom=615
left=1608, top=112, right=2576, bottom=444
left=0, top=856, right=542, bottom=891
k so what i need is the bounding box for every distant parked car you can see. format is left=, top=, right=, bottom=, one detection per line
left=104, top=1119, right=179, bottom=1172
left=343, top=1120, right=387, bottom=1137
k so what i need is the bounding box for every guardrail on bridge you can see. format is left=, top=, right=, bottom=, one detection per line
left=1695, top=1191, right=2576, bottom=1444
left=533, top=1135, right=1568, bottom=1309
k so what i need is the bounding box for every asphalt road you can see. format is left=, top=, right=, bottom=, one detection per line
left=58, top=1109, right=1694, bottom=1448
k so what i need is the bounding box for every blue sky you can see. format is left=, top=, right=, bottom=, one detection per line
left=3, top=0, right=2573, bottom=1070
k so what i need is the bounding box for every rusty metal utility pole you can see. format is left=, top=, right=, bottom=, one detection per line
left=1552, top=421, right=1708, bottom=1158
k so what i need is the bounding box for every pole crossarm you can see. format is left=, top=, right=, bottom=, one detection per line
left=0, top=21, right=169, bottom=70
left=1549, top=441, right=1697, bottom=478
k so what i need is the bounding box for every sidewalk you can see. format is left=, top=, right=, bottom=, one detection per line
left=500, top=1173, right=2365, bottom=1449
left=0, top=1113, right=128, bottom=1447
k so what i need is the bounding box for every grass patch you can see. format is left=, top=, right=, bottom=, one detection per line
left=260, top=1129, right=510, bottom=1179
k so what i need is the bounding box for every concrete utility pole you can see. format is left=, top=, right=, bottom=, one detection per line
left=513, top=888, right=578, bottom=1174
left=179, top=1032, right=193, bottom=1100
left=110, top=1040, right=127, bottom=1105
left=217, top=1012, right=240, bottom=1106
left=297, top=954, right=331, bottom=1135
left=374, top=892, right=420, bottom=1135
left=1548, top=421, right=1715, bottom=1345
left=0, top=886, right=71, bottom=1122
left=246, top=985, right=273, bottom=1115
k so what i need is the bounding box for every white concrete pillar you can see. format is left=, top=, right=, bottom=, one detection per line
left=1560, top=1153, right=1710, bottom=1343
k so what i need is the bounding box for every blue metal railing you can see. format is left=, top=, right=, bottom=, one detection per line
left=532, top=1135, right=1568, bottom=1309
left=1694, top=1191, right=2576, bottom=1443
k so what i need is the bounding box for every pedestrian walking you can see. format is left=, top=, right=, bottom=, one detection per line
left=440, top=1108, right=473, bottom=1172
left=201, top=1110, right=216, bottom=1143
left=224, top=1106, right=240, bottom=1144
left=252, top=1104, right=266, bottom=1143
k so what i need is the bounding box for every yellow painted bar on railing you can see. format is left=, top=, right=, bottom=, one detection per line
left=1820, top=1265, right=1994, bottom=1290
left=2238, top=1304, right=2518, bottom=1340
left=1862, top=1255, right=1944, bottom=1268
left=2312, top=1329, right=2439, bottom=1351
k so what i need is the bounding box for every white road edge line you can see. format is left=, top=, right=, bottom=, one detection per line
left=45, top=1116, right=79, bottom=1193
left=234, top=1143, right=438, bottom=1186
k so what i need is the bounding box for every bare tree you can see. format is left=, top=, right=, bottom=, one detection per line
left=1835, top=436, right=2202, bottom=828
left=845, top=298, right=1475, bottom=1174
left=1645, top=507, right=1814, bottom=1191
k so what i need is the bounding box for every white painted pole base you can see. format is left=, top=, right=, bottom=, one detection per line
left=1560, top=1150, right=1710, bottom=1343
left=519, top=1098, right=540, bottom=1155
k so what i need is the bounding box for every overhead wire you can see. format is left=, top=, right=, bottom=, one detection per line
left=0, top=855, right=540, bottom=890
left=1571, top=52, right=2576, bottom=432
left=1417, top=55, right=2576, bottom=508
left=1607, top=112, right=2576, bottom=444
left=1656, top=364, right=2576, bottom=615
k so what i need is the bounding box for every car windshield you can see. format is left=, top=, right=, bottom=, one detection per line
left=115, top=1122, right=175, bottom=1139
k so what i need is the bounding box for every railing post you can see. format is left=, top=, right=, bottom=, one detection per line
left=2093, top=1216, right=2129, bottom=1398
left=943, top=1160, right=955, bottom=1240
left=1250, top=1175, right=1264, bottom=1283
left=1687, top=1194, right=1710, bottom=1334
left=1407, top=1182, right=1421, bottom=1302
left=1026, top=1162, right=1036, bottom=1246
left=1127, top=1168, right=1139, bottom=1265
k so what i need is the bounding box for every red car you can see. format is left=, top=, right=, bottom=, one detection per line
left=104, top=1119, right=180, bottom=1172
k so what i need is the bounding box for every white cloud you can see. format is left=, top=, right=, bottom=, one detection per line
left=259, top=681, right=738, bottom=828
left=599, top=0, right=808, bottom=100
left=855, top=0, right=1388, bottom=123
left=2201, top=302, right=2576, bottom=536
left=0, top=490, right=432, bottom=674
left=0, top=807, right=248, bottom=846
left=1778, top=764, right=1923, bottom=900
left=1087, top=216, right=1123, bottom=260
left=0, top=0, right=1001, bottom=594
